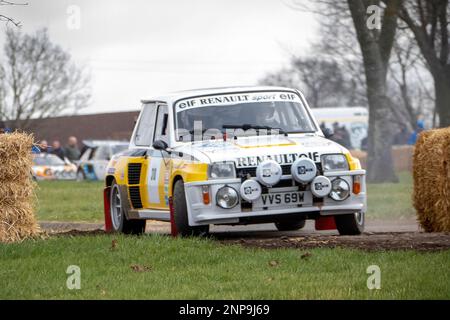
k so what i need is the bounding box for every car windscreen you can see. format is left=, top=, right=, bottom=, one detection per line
left=33, top=154, right=65, bottom=166
left=174, top=92, right=316, bottom=141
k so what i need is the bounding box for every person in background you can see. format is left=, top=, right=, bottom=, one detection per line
left=51, top=140, right=65, bottom=160
left=393, top=125, right=410, bottom=145
left=39, top=140, right=49, bottom=153
left=407, top=120, right=425, bottom=145
left=331, top=122, right=353, bottom=149
left=64, top=136, right=81, bottom=161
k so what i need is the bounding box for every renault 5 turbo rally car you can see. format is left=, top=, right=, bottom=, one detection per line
left=103, top=86, right=366, bottom=236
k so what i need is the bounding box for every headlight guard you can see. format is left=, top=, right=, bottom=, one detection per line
left=321, top=154, right=349, bottom=172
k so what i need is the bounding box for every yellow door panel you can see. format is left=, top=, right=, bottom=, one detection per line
left=143, top=155, right=170, bottom=210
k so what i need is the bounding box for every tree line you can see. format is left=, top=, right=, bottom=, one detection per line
left=260, top=0, right=449, bottom=183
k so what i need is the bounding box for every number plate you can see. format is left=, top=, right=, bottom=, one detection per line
left=253, top=191, right=312, bottom=208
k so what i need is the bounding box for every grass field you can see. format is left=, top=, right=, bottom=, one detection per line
left=0, top=234, right=449, bottom=299
left=4, top=172, right=449, bottom=300
left=35, top=172, right=415, bottom=222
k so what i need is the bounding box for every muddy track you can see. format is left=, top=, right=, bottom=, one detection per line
left=38, top=220, right=450, bottom=251
left=219, top=232, right=450, bottom=251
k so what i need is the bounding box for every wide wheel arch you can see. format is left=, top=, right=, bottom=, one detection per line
left=105, top=175, right=115, bottom=187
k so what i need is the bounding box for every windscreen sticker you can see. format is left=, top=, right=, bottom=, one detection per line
left=175, top=91, right=301, bottom=112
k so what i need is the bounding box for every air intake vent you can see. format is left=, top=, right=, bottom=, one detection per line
left=127, top=163, right=142, bottom=184
left=129, top=186, right=143, bottom=209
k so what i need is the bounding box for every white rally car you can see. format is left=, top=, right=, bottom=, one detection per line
left=104, top=86, right=366, bottom=236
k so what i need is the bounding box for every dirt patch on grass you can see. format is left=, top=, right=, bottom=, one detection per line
left=38, top=220, right=450, bottom=251
left=220, top=232, right=450, bottom=251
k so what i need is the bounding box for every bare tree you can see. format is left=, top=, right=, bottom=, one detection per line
left=0, top=28, right=91, bottom=130
left=259, top=57, right=357, bottom=108
left=284, top=0, right=401, bottom=182
left=0, top=0, right=27, bottom=27
left=388, top=27, right=435, bottom=129
left=398, top=0, right=450, bottom=127
left=346, top=0, right=402, bottom=183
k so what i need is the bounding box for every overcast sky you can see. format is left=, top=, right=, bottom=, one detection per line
left=0, top=0, right=318, bottom=114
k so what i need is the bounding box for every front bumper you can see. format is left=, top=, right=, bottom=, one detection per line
left=184, top=170, right=366, bottom=226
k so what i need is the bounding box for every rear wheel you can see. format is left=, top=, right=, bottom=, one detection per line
left=335, top=212, right=364, bottom=235
left=110, top=181, right=145, bottom=235
left=173, top=180, right=209, bottom=237
left=274, top=218, right=306, bottom=231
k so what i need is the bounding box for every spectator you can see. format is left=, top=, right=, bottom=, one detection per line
left=393, top=126, right=409, bottom=145
left=65, top=136, right=81, bottom=161
left=330, top=122, right=353, bottom=149
left=39, top=140, right=49, bottom=153
left=51, top=140, right=65, bottom=160
left=407, top=120, right=425, bottom=145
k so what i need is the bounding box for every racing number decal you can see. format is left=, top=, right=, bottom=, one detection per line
left=146, top=157, right=170, bottom=209
left=147, top=158, right=162, bottom=204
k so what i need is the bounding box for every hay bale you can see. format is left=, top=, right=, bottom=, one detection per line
left=0, top=132, right=34, bottom=182
left=413, top=127, right=450, bottom=232
left=0, top=132, right=38, bottom=242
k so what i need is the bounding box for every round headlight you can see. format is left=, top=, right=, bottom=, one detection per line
left=330, top=178, right=350, bottom=201
left=216, top=186, right=239, bottom=209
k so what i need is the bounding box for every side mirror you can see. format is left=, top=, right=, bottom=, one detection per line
left=153, top=139, right=168, bottom=151
left=322, top=128, right=333, bottom=139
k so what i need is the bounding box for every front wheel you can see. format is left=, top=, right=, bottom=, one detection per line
left=173, top=180, right=209, bottom=237
left=335, top=212, right=364, bottom=235
left=110, top=181, right=145, bottom=235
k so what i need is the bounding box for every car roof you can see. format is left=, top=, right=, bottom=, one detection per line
left=141, top=85, right=300, bottom=105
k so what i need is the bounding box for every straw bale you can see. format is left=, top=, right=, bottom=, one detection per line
left=413, top=127, right=450, bottom=232
left=0, top=132, right=38, bottom=242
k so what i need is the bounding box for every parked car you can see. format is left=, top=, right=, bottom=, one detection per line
left=32, top=153, right=77, bottom=181
left=103, top=86, right=366, bottom=236
left=77, top=140, right=129, bottom=181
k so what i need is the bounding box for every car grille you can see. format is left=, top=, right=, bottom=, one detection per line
left=236, top=163, right=322, bottom=177
left=127, top=163, right=142, bottom=184
left=128, top=186, right=143, bottom=209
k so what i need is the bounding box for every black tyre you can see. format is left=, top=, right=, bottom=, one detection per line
left=274, top=218, right=306, bottom=231
left=110, top=180, right=145, bottom=235
left=173, top=179, right=209, bottom=237
left=335, top=212, right=364, bottom=235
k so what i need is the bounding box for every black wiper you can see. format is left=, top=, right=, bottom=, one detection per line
left=222, top=124, right=288, bottom=136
